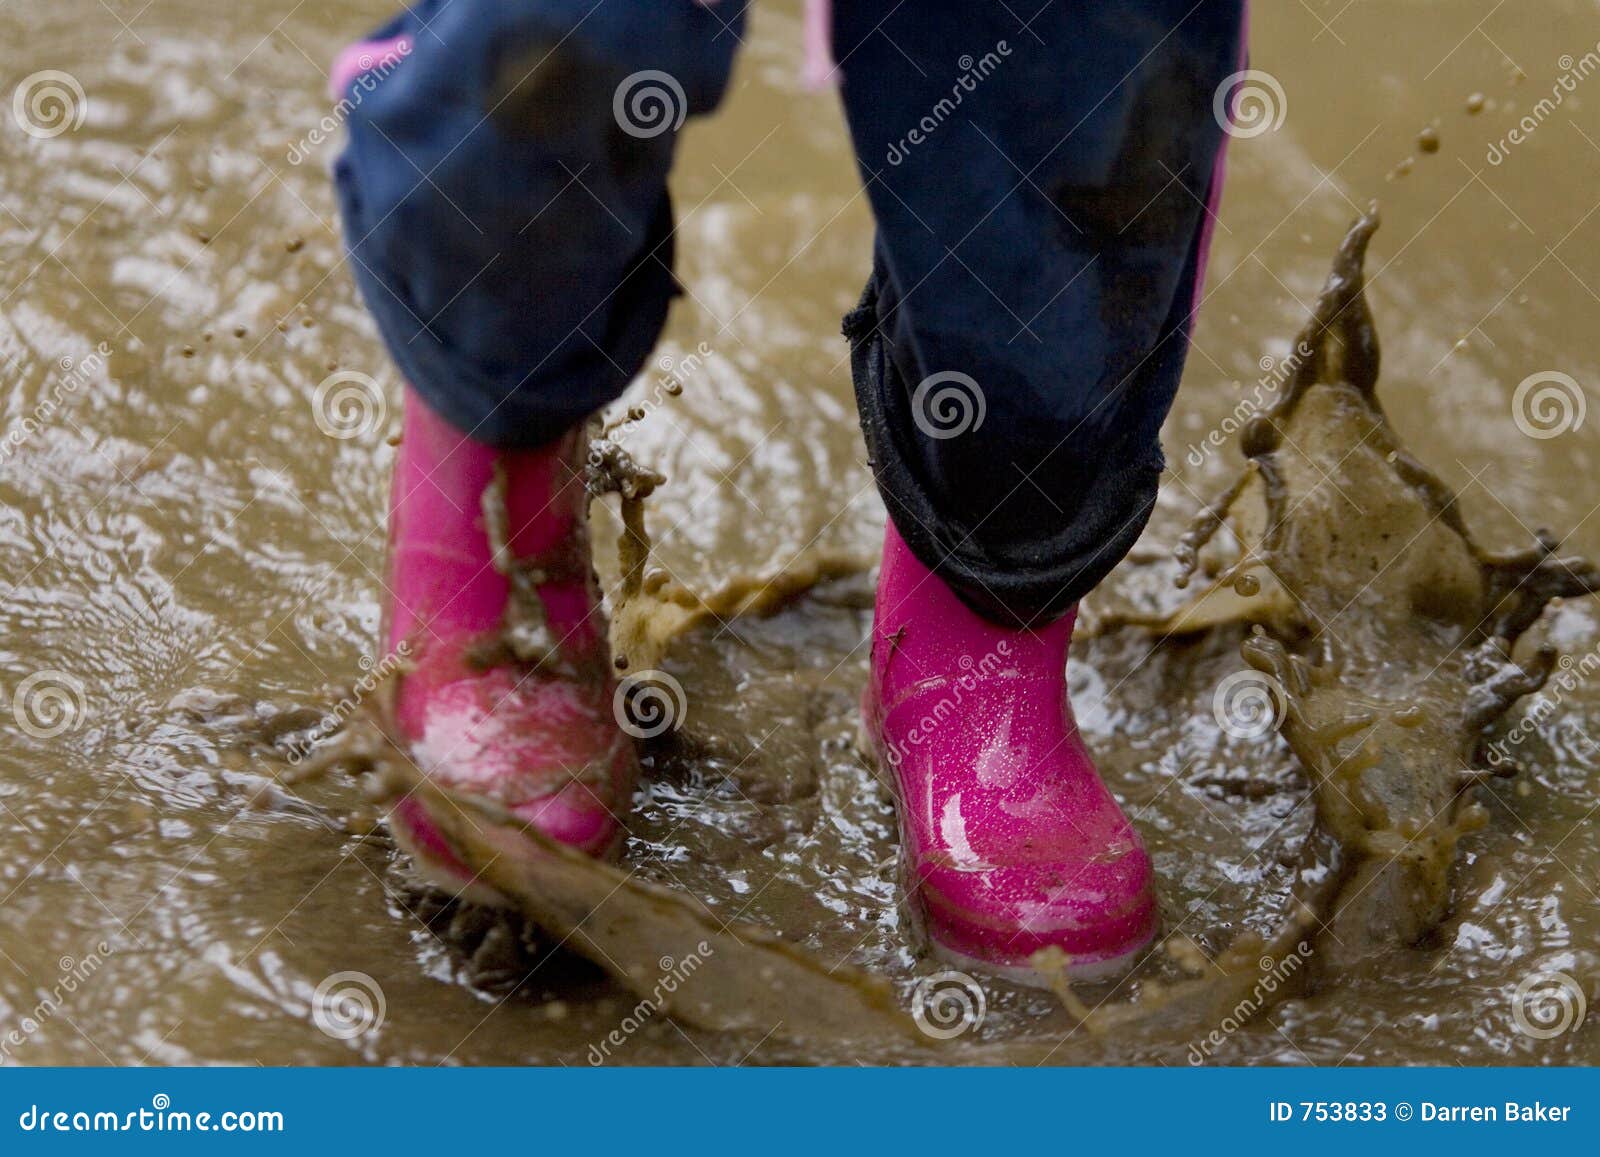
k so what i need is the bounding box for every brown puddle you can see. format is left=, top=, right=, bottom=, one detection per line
left=2, top=0, right=1598, bottom=1066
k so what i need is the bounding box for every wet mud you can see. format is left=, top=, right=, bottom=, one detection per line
left=1177, top=211, right=1593, bottom=963
left=3, top=0, right=1599, bottom=1066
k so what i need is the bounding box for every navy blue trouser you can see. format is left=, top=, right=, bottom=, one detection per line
left=335, top=1, right=1245, bottom=625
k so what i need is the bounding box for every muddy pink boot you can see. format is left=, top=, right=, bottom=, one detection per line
left=384, top=391, right=636, bottom=904
left=861, top=522, right=1157, bottom=982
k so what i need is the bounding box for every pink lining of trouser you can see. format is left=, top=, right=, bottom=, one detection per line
left=328, top=34, right=412, bottom=98
left=1191, top=1, right=1248, bottom=312
left=699, top=0, right=835, bottom=89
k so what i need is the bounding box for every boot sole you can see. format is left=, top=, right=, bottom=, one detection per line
left=930, top=929, right=1154, bottom=989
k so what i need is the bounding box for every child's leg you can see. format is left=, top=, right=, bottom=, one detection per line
left=331, top=0, right=747, bottom=891
left=845, top=2, right=1246, bottom=977
left=335, top=0, right=745, bottom=446
left=838, top=0, right=1244, bottom=622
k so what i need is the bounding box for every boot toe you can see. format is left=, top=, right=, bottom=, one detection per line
left=391, top=661, right=635, bottom=889
left=510, top=784, right=627, bottom=857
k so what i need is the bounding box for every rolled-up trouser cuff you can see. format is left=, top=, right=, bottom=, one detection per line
left=338, top=183, right=680, bottom=448
left=845, top=275, right=1168, bottom=629
left=832, top=1, right=1240, bottom=627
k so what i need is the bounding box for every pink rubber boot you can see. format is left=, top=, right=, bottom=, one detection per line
left=384, top=390, right=636, bottom=903
left=861, top=522, right=1157, bottom=982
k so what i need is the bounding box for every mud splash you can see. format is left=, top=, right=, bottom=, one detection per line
left=296, top=716, right=920, bottom=1046
left=586, top=418, right=872, bottom=676
left=1077, top=208, right=1600, bottom=1033
left=289, top=424, right=915, bottom=1047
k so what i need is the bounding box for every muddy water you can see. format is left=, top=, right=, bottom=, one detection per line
left=1, top=0, right=1597, bottom=1065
